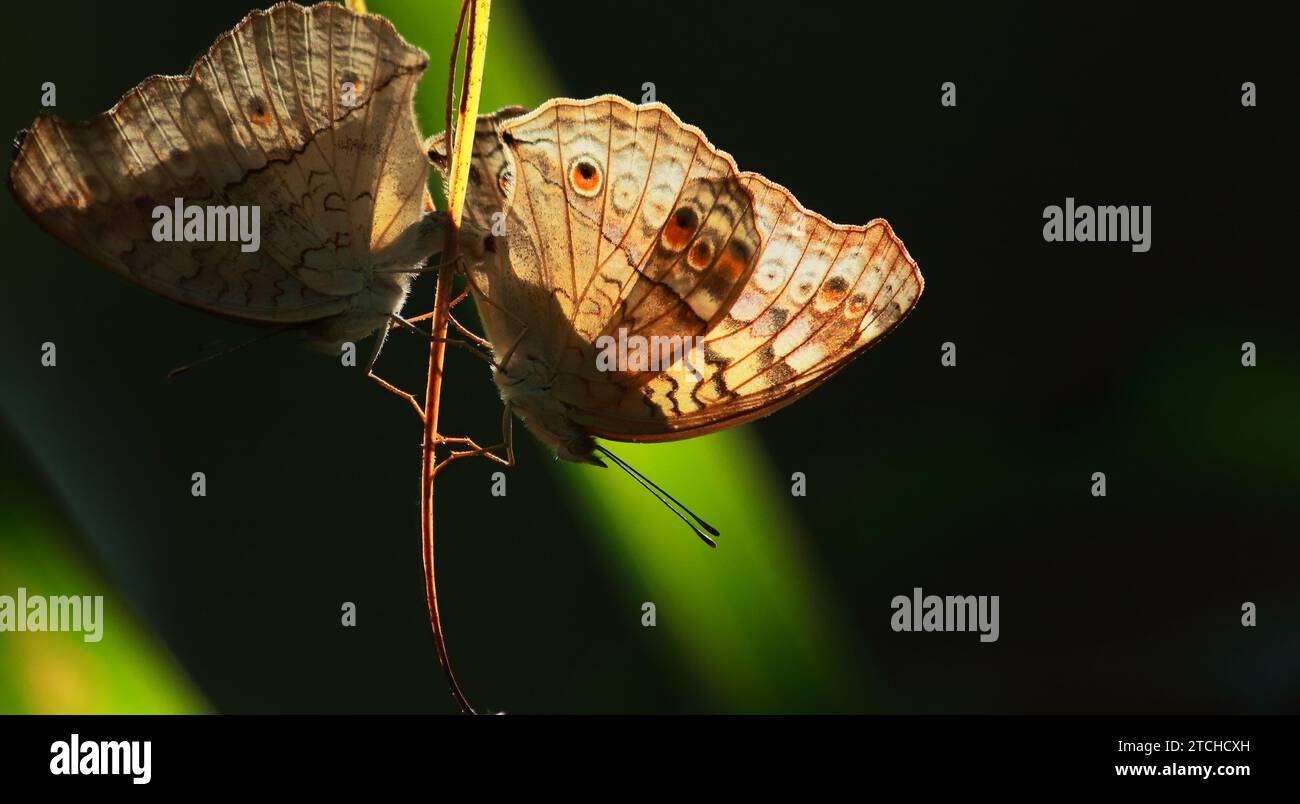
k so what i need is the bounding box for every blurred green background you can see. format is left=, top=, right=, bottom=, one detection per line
left=0, top=0, right=1295, bottom=713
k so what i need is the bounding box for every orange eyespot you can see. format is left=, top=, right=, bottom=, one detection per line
left=662, top=206, right=697, bottom=251
left=688, top=239, right=713, bottom=269
left=568, top=158, right=602, bottom=196
left=248, top=96, right=272, bottom=127
left=497, top=168, right=513, bottom=194
left=713, top=241, right=750, bottom=281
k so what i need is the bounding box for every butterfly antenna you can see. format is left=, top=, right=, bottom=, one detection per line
left=593, top=445, right=719, bottom=548
left=167, top=326, right=293, bottom=379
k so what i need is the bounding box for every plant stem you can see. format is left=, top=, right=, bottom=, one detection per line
left=420, top=0, right=492, bottom=716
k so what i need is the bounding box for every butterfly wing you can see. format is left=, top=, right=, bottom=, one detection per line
left=481, top=95, right=922, bottom=443
left=8, top=2, right=430, bottom=324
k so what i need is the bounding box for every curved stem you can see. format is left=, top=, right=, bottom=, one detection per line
left=421, top=257, right=474, bottom=714
left=420, top=0, right=492, bottom=716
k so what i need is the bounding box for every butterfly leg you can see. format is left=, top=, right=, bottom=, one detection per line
left=388, top=314, right=499, bottom=370
left=403, top=289, right=494, bottom=353
left=364, top=324, right=426, bottom=420
left=404, top=284, right=471, bottom=326
left=447, top=312, right=494, bottom=350
left=434, top=403, right=515, bottom=474
left=395, top=262, right=491, bottom=350
left=495, top=326, right=529, bottom=377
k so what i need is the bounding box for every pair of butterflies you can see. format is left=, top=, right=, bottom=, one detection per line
left=9, top=1, right=923, bottom=468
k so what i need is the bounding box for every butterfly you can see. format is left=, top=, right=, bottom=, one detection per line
left=427, top=96, right=924, bottom=472
left=7, top=2, right=443, bottom=357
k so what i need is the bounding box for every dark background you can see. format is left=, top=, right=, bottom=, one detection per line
left=0, top=0, right=1295, bottom=713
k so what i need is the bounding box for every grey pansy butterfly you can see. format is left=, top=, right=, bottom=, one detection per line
left=428, top=95, right=925, bottom=466
left=8, top=2, right=444, bottom=352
